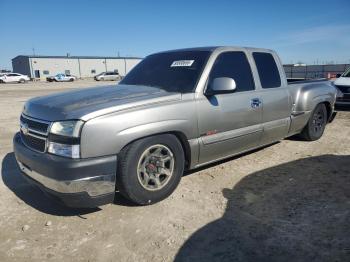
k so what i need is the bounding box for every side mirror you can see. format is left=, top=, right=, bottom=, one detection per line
left=205, top=77, right=236, bottom=96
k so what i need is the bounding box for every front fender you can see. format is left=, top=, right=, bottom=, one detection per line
left=80, top=98, right=197, bottom=158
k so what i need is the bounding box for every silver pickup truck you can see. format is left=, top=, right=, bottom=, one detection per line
left=14, top=46, right=337, bottom=207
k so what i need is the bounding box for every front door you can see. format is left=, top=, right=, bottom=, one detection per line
left=197, top=51, right=263, bottom=165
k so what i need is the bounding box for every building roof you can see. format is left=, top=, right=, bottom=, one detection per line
left=12, top=55, right=142, bottom=61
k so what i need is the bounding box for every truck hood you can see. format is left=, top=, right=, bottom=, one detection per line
left=23, top=84, right=181, bottom=121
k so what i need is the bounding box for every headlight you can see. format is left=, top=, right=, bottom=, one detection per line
left=50, top=120, right=84, bottom=137
left=48, top=120, right=84, bottom=158
left=48, top=142, right=80, bottom=159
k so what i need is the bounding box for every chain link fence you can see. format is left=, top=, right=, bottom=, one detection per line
left=284, top=64, right=350, bottom=80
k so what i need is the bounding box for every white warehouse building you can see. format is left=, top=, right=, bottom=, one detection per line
left=12, top=55, right=142, bottom=80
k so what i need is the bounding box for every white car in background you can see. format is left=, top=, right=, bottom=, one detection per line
left=0, top=73, right=30, bottom=83
left=46, top=73, right=77, bottom=82
left=334, top=67, right=350, bottom=87
left=334, top=67, right=350, bottom=106
left=94, top=71, right=121, bottom=81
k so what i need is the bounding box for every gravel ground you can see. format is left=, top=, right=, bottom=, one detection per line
left=0, top=80, right=349, bottom=262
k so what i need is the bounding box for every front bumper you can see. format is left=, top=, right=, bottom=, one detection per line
left=13, top=132, right=117, bottom=208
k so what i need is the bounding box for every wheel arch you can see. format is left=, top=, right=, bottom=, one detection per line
left=119, top=131, right=192, bottom=170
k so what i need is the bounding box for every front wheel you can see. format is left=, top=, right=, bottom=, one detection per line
left=116, top=134, right=185, bottom=205
left=300, top=103, right=327, bottom=141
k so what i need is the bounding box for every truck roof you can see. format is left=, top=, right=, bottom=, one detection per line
left=156, top=46, right=275, bottom=54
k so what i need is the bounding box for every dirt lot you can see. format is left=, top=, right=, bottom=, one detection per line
left=0, top=80, right=349, bottom=262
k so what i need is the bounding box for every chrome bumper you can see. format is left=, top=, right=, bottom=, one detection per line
left=17, top=160, right=115, bottom=197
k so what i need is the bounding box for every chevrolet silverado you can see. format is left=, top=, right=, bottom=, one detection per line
left=14, top=46, right=337, bottom=207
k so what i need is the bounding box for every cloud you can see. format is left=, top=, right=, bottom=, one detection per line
left=277, top=24, right=350, bottom=46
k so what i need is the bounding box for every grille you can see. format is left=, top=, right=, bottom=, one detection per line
left=21, top=133, right=46, bottom=152
left=20, top=114, right=50, bottom=152
left=336, top=85, right=350, bottom=94
left=338, top=93, right=350, bottom=102
left=20, top=115, right=49, bottom=134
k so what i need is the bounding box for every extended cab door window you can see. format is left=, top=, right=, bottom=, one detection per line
left=208, top=51, right=255, bottom=92
left=253, top=52, right=281, bottom=88
left=253, top=52, right=290, bottom=144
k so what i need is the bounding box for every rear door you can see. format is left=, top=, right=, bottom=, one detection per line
left=7, top=73, right=20, bottom=82
left=252, top=52, right=292, bottom=145
left=105, top=72, right=113, bottom=80
left=111, top=72, right=118, bottom=80
left=197, top=51, right=263, bottom=165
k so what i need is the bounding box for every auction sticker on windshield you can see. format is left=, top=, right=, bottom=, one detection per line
left=170, top=60, right=194, bottom=67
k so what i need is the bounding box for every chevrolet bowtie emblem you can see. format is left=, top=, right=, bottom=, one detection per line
left=21, top=123, right=29, bottom=135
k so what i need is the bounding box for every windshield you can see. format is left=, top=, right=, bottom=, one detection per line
left=120, top=50, right=211, bottom=93
left=342, top=67, right=350, bottom=77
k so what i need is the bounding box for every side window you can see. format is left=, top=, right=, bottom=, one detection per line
left=253, top=52, right=281, bottom=88
left=209, top=52, right=255, bottom=92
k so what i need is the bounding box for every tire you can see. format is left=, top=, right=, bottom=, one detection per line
left=116, top=134, right=185, bottom=205
left=101, top=77, right=104, bottom=81
left=70, top=78, right=74, bottom=82
left=300, top=103, right=327, bottom=141
left=18, top=79, right=25, bottom=83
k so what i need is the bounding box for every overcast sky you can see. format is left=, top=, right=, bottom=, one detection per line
left=1, top=0, right=349, bottom=69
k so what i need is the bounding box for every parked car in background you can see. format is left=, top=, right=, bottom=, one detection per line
left=47, top=73, right=77, bottom=82
left=334, top=67, right=350, bottom=106
left=94, top=71, right=121, bottom=81
left=14, top=46, right=337, bottom=208
left=0, top=73, right=30, bottom=83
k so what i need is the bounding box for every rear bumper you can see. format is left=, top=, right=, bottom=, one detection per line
left=13, top=132, right=117, bottom=208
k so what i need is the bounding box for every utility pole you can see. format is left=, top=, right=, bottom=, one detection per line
left=32, top=48, right=36, bottom=56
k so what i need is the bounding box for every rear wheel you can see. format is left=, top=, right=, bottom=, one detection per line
left=116, top=134, right=185, bottom=205
left=300, top=103, right=327, bottom=141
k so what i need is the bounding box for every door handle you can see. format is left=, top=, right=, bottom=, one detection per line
left=251, top=98, right=262, bottom=108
